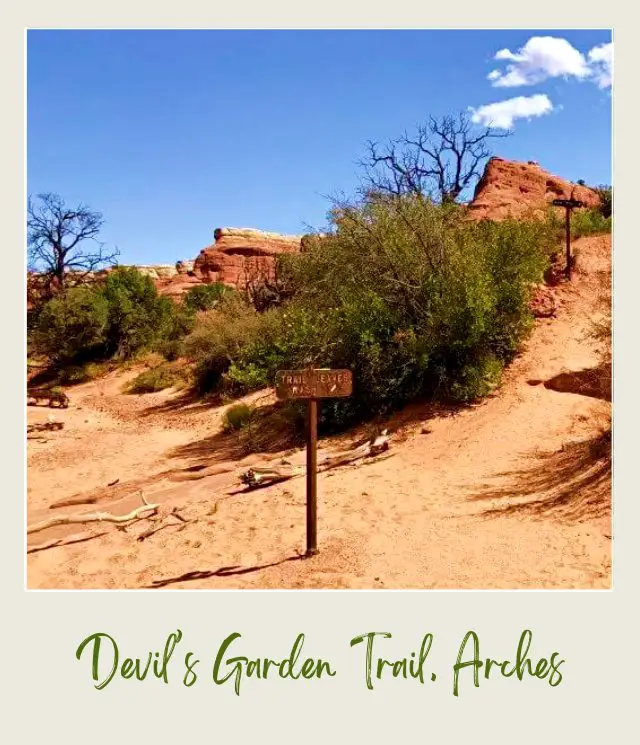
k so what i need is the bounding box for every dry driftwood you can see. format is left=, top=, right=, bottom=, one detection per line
left=319, top=431, right=390, bottom=470
left=27, top=493, right=159, bottom=535
left=27, top=388, right=70, bottom=408
left=238, top=431, right=391, bottom=490
left=27, top=421, right=64, bottom=434
left=27, top=501, right=190, bottom=552
left=136, top=507, right=191, bottom=542
left=240, top=463, right=303, bottom=489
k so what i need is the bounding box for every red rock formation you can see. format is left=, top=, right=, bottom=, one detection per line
left=468, top=157, right=601, bottom=221
left=193, top=227, right=302, bottom=288
left=155, top=273, right=204, bottom=300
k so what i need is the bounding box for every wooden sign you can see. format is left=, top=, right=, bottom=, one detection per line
left=275, top=369, right=353, bottom=400
left=552, top=198, right=585, bottom=209
left=274, top=368, right=353, bottom=558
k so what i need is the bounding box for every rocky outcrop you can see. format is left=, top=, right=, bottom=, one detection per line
left=155, top=274, right=204, bottom=300
left=468, top=158, right=601, bottom=221
left=121, top=264, right=179, bottom=280
left=193, top=228, right=303, bottom=288
left=152, top=259, right=205, bottom=299
left=176, top=259, right=195, bottom=274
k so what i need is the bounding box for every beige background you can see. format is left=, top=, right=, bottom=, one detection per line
left=4, top=4, right=637, bottom=742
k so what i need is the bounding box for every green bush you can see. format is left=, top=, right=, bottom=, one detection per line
left=58, top=361, right=110, bottom=385
left=187, top=194, right=554, bottom=430
left=449, top=355, right=504, bottom=403
left=185, top=294, right=276, bottom=394
left=183, top=283, right=233, bottom=313
left=236, top=402, right=307, bottom=454
left=33, top=287, right=109, bottom=364
left=33, top=267, right=194, bottom=367
left=222, top=403, right=255, bottom=432
left=543, top=205, right=611, bottom=243
left=126, top=363, right=189, bottom=394
left=101, top=267, right=179, bottom=358
left=570, top=208, right=611, bottom=237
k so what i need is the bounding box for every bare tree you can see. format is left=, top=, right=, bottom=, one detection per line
left=243, top=256, right=295, bottom=312
left=27, top=193, right=119, bottom=292
left=361, top=112, right=511, bottom=204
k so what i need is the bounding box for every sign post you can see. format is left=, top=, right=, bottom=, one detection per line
left=552, top=196, right=585, bottom=280
left=275, top=368, right=353, bottom=557
left=306, top=397, right=318, bottom=555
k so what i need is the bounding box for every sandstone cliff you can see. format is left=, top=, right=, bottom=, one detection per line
left=468, top=158, right=601, bottom=220
left=193, top=227, right=303, bottom=288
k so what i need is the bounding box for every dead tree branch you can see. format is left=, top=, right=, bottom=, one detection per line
left=361, top=112, right=510, bottom=203
left=27, top=192, right=119, bottom=294
left=238, top=431, right=391, bottom=490
left=27, top=493, right=159, bottom=535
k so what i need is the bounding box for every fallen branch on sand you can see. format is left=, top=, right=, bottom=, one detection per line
left=238, top=430, right=391, bottom=490
left=27, top=501, right=191, bottom=552
left=28, top=421, right=64, bottom=434
left=319, top=430, right=390, bottom=469
left=136, top=506, right=192, bottom=542
left=27, top=492, right=159, bottom=535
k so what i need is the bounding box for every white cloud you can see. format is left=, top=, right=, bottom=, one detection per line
left=588, top=42, right=613, bottom=89
left=469, top=94, right=554, bottom=129
left=487, top=36, right=613, bottom=89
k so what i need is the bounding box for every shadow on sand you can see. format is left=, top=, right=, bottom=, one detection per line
left=528, top=363, right=612, bottom=402
left=146, top=554, right=304, bottom=588
left=139, top=388, right=223, bottom=418
left=469, top=428, right=611, bottom=523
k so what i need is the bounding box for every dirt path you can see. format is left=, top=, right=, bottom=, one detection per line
left=26, top=235, right=612, bottom=589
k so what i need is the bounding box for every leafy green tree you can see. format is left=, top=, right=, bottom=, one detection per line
left=34, top=287, right=109, bottom=364
left=101, top=267, right=176, bottom=358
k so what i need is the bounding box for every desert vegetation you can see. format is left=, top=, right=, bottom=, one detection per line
left=27, top=137, right=613, bottom=591
left=28, top=183, right=612, bottom=439
left=27, top=113, right=612, bottom=442
left=187, top=197, right=558, bottom=430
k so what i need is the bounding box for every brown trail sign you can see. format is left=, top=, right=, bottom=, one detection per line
left=275, top=368, right=353, bottom=557
left=552, top=196, right=585, bottom=280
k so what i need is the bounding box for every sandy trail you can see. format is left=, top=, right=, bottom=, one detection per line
left=26, top=235, right=612, bottom=589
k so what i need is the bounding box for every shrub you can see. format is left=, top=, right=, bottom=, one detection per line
left=154, top=303, right=195, bottom=360
left=544, top=205, right=611, bottom=242
left=449, top=355, right=504, bottom=403
left=34, top=266, right=195, bottom=368
left=183, top=283, right=234, bottom=313
left=263, top=197, right=548, bottom=427
left=126, top=363, right=189, bottom=394
left=101, top=267, right=179, bottom=358
left=58, top=361, right=110, bottom=385
left=236, top=402, right=306, bottom=454
left=185, top=294, right=276, bottom=394
left=570, top=208, right=611, bottom=237
left=595, top=185, right=612, bottom=219
left=222, top=403, right=255, bottom=432
left=188, top=194, right=554, bottom=431
left=33, top=286, right=109, bottom=364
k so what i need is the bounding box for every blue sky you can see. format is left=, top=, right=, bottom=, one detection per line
left=27, top=30, right=612, bottom=265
